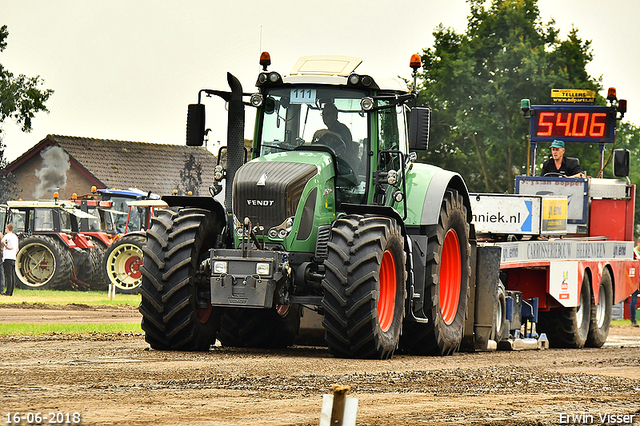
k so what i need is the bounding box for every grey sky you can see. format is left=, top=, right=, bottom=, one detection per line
left=2, top=1, right=639, bottom=163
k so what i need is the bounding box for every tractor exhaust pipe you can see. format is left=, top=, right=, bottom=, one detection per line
left=225, top=72, right=245, bottom=241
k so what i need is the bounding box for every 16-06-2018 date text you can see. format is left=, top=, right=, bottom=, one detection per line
left=5, top=412, right=81, bottom=425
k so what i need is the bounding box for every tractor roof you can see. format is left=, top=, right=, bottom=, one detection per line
left=7, top=200, right=97, bottom=219
left=281, top=55, right=408, bottom=92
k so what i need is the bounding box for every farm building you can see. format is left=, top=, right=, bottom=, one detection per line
left=3, top=134, right=218, bottom=201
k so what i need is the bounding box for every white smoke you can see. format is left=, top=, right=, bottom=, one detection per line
left=34, top=146, right=71, bottom=199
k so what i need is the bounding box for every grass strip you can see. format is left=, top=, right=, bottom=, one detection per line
left=0, top=322, right=142, bottom=335
left=1, top=289, right=140, bottom=307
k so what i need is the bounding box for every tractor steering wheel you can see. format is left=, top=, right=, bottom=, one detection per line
left=312, top=131, right=348, bottom=157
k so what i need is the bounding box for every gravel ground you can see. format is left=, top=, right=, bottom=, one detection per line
left=0, top=305, right=639, bottom=426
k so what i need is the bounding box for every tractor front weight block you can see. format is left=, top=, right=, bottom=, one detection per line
left=209, top=248, right=289, bottom=308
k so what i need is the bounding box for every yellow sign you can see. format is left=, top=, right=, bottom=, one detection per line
left=542, top=197, right=568, bottom=232
left=551, top=89, right=596, bottom=104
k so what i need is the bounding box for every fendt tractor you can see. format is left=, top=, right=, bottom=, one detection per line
left=139, top=53, right=511, bottom=359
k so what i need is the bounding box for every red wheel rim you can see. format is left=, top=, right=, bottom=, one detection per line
left=124, top=256, right=142, bottom=279
left=440, top=229, right=461, bottom=325
left=378, top=250, right=397, bottom=332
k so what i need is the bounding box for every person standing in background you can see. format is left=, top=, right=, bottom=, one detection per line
left=0, top=229, right=5, bottom=295
left=1, top=223, right=18, bottom=296
left=631, top=237, right=640, bottom=327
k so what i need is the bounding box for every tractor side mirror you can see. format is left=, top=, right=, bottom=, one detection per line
left=186, top=103, right=206, bottom=147
left=409, top=107, right=430, bottom=151
left=613, top=149, right=630, bottom=178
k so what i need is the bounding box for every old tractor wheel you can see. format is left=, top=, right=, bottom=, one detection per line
left=400, top=189, right=471, bottom=356
left=321, top=215, right=406, bottom=359
left=539, top=272, right=591, bottom=348
left=16, top=235, right=73, bottom=290
left=76, top=247, right=101, bottom=291
left=104, top=234, right=146, bottom=294
left=218, top=304, right=301, bottom=348
left=88, top=240, right=109, bottom=291
left=139, top=207, right=223, bottom=351
left=586, top=268, right=613, bottom=347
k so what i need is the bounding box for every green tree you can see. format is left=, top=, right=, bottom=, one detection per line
left=0, top=24, right=54, bottom=202
left=416, top=0, right=601, bottom=192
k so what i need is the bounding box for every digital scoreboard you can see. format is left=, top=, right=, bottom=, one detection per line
left=529, top=105, right=616, bottom=143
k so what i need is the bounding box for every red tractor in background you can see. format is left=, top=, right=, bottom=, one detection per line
left=3, top=196, right=101, bottom=290
left=75, top=187, right=161, bottom=294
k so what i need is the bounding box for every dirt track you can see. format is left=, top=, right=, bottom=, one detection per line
left=1, top=305, right=639, bottom=426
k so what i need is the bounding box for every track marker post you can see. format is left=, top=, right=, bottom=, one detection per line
left=319, top=384, right=358, bottom=426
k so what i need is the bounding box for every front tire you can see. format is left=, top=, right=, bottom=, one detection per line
left=321, top=215, right=406, bottom=359
left=586, top=268, right=612, bottom=347
left=400, top=189, right=471, bottom=356
left=139, top=208, right=223, bottom=351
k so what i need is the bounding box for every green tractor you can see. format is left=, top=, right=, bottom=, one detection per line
left=139, top=54, right=498, bottom=359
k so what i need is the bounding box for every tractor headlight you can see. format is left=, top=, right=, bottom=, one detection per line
left=361, top=97, right=374, bottom=111
left=256, top=262, right=270, bottom=276
left=213, top=261, right=228, bottom=275
left=250, top=93, right=264, bottom=107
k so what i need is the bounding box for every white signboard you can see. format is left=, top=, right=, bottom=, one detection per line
left=516, top=176, right=588, bottom=224
left=549, top=261, right=579, bottom=307
left=493, top=240, right=633, bottom=264
left=470, top=194, right=539, bottom=235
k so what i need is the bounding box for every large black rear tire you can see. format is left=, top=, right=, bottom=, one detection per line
left=139, top=208, right=223, bottom=351
left=16, top=235, right=73, bottom=290
left=400, top=189, right=471, bottom=356
left=538, top=272, right=591, bottom=348
left=321, top=215, right=406, bottom=359
left=586, top=268, right=612, bottom=347
left=218, top=304, right=301, bottom=348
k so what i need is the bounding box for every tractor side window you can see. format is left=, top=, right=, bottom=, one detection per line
left=8, top=210, right=26, bottom=233
left=34, top=208, right=54, bottom=231
left=59, top=210, right=72, bottom=233
left=127, top=207, right=143, bottom=233
left=377, top=102, right=402, bottom=171
left=87, top=207, right=101, bottom=231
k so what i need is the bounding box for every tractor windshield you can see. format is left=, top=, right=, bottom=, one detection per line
left=259, top=87, right=367, bottom=158
left=259, top=86, right=368, bottom=203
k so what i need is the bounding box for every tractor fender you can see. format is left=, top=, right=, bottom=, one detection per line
left=419, top=169, right=472, bottom=226
left=341, top=203, right=407, bottom=237
left=161, top=195, right=225, bottom=218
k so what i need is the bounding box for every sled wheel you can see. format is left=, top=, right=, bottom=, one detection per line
left=321, top=215, right=406, bottom=359
left=586, top=268, right=612, bottom=347
left=139, top=208, right=223, bottom=351
left=400, top=189, right=471, bottom=356
left=104, top=234, right=146, bottom=294
left=539, top=272, right=591, bottom=348
left=16, top=235, right=73, bottom=290
left=492, top=280, right=507, bottom=341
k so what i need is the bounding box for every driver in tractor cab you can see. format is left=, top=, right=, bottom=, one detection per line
left=540, top=139, right=585, bottom=178
left=312, top=102, right=361, bottom=186
left=313, top=102, right=358, bottom=160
